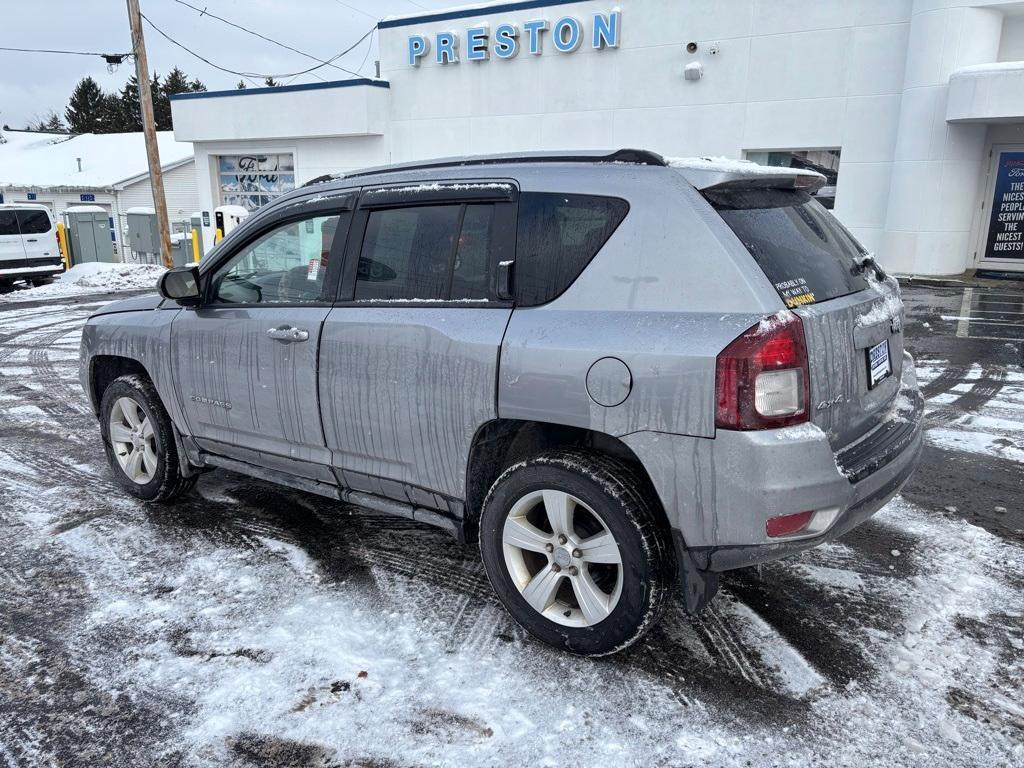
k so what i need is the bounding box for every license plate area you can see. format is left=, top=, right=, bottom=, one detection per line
left=866, top=339, right=892, bottom=389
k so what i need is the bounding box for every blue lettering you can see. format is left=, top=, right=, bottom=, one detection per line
left=522, top=19, right=548, bottom=55
left=553, top=17, right=582, bottom=53
left=592, top=11, right=620, bottom=49
left=493, top=23, right=519, bottom=59
left=435, top=31, right=459, bottom=64
left=407, top=34, right=429, bottom=66
left=466, top=26, right=489, bottom=61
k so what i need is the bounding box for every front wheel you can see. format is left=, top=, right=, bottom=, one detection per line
left=99, top=374, right=196, bottom=502
left=479, top=450, right=674, bottom=656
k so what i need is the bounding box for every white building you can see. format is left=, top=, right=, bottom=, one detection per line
left=0, top=129, right=198, bottom=261
left=170, top=0, right=1024, bottom=277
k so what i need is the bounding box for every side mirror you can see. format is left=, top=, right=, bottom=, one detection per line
left=496, top=259, right=514, bottom=301
left=158, top=265, right=202, bottom=306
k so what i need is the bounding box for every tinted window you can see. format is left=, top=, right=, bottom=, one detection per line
left=0, top=211, right=17, bottom=236
left=451, top=205, right=494, bottom=300
left=212, top=214, right=340, bottom=304
left=514, top=193, right=629, bottom=306
left=16, top=210, right=52, bottom=234
left=706, top=187, right=867, bottom=307
left=355, top=204, right=495, bottom=302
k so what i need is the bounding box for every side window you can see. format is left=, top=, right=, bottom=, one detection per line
left=514, top=193, right=629, bottom=306
left=451, top=205, right=495, bottom=300
left=16, top=210, right=52, bottom=235
left=354, top=203, right=496, bottom=302
left=0, top=211, right=18, bottom=236
left=211, top=214, right=340, bottom=304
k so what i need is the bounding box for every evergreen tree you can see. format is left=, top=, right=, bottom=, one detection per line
left=236, top=80, right=247, bottom=89
left=99, top=94, right=122, bottom=133
left=43, top=112, right=64, bottom=132
left=151, top=71, right=173, bottom=131
left=264, top=77, right=280, bottom=87
left=64, top=77, right=107, bottom=133
left=162, top=66, right=190, bottom=98
left=188, top=77, right=207, bottom=92
left=117, top=75, right=143, bottom=132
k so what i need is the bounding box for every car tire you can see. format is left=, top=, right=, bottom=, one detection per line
left=30, top=277, right=54, bottom=287
left=99, top=374, right=197, bottom=503
left=479, top=449, right=674, bottom=656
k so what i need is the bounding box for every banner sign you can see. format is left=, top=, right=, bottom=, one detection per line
left=985, top=151, right=1024, bottom=260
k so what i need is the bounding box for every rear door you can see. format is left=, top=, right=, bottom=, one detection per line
left=320, top=181, right=516, bottom=501
left=169, top=193, right=352, bottom=478
left=706, top=185, right=904, bottom=449
left=16, top=208, right=57, bottom=264
left=0, top=210, right=27, bottom=271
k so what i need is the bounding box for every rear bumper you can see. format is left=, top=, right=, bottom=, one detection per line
left=0, top=263, right=64, bottom=280
left=624, top=352, right=924, bottom=572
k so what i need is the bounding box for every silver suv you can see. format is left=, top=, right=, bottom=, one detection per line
left=80, top=150, right=923, bottom=655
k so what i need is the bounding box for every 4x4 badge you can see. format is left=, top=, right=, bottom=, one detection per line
left=816, top=394, right=845, bottom=411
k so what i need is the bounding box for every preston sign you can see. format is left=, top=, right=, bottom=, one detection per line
left=407, top=10, right=621, bottom=66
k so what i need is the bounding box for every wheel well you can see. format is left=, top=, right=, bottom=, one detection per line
left=463, top=419, right=667, bottom=543
left=89, top=356, right=150, bottom=415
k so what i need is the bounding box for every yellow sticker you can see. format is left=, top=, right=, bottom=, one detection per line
left=784, top=292, right=816, bottom=308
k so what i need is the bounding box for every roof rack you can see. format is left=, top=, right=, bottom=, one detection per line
left=332, top=148, right=667, bottom=182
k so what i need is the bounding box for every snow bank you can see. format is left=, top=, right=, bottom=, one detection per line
left=0, top=262, right=164, bottom=303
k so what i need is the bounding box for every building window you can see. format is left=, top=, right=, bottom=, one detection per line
left=744, top=149, right=841, bottom=209
left=217, top=153, right=295, bottom=212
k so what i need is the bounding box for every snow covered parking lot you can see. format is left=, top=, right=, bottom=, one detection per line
left=0, top=286, right=1022, bottom=767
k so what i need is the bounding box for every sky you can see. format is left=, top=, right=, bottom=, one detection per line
left=0, top=0, right=452, bottom=129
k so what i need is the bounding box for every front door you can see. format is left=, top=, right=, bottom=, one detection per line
left=320, top=182, right=517, bottom=501
left=976, top=145, right=1024, bottom=272
left=0, top=210, right=27, bottom=272
left=170, top=199, right=351, bottom=478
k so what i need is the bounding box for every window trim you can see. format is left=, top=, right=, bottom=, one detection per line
left=335, top=183, right=518, bottom=308
left=198, top=197, right=354, bottom=309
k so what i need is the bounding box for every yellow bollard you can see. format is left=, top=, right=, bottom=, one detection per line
left=55, top=222, right=70, bottom=270
left=214, top=228, right=223, bottom=244
left=191, top=228, right=200, bottom=262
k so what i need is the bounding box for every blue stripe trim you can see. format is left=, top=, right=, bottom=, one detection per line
left=378, top=0, right=584, bottom=29
left=169, top=78, right=390, bottom=102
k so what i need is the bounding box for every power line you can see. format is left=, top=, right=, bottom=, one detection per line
left=170, top=0, right=361, bottom=79
left=140, top=12, right=376, bottom=81
left=0, top=46, right=131, bottom=61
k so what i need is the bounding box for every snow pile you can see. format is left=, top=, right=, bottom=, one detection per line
left=0, top=262, right=164, bottom=303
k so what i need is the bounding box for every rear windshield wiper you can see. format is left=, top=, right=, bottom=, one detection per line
left=853, top=253, right=887, bottom=281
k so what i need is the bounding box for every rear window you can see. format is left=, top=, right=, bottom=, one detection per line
left=514, top=192, right=629, bottom=306
left=16, top=210, right=52, bottom=234
left=706, top=187, right=867, bottom=307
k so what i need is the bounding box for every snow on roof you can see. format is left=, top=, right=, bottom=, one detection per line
left=0, top=129, right=193, bottom=190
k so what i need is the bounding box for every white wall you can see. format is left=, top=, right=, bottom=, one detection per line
left=117, top=160, right=199, bottom=260
left=379, top=0, right=914, bottom=260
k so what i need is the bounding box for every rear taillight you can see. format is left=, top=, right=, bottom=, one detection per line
left=715, top=311, right=809, bottom=430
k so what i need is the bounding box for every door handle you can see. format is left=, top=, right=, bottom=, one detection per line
left=266, top=325, right=309, bottom=342
left=26, top=239, right=38, bottom=242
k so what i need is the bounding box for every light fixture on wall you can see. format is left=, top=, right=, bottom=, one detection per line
left=684, top=61, right=703, bottom=81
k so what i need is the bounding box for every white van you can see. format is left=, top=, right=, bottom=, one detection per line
left=0, top=203, right=63, bottom=286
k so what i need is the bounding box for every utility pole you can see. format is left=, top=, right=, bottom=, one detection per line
left=126, top=0, right=173, bottom=268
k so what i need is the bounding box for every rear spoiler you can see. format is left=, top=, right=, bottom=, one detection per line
left=666, top=156, right=826, bottom=195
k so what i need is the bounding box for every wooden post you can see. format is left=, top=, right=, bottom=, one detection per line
left=126, top=0, right=173, bottom=269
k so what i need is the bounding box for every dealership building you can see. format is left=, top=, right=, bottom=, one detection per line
left=170, top=0, right=1024, bottom=277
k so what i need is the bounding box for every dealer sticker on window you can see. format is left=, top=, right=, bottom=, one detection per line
left=867, top=339, right=892, bottom=389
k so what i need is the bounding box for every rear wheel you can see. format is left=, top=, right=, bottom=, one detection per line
left=30, top=277, right=54, bottom=287
left=99, top=374, right=197, bottom=502
left=479, top=450, right=674, bottom=655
